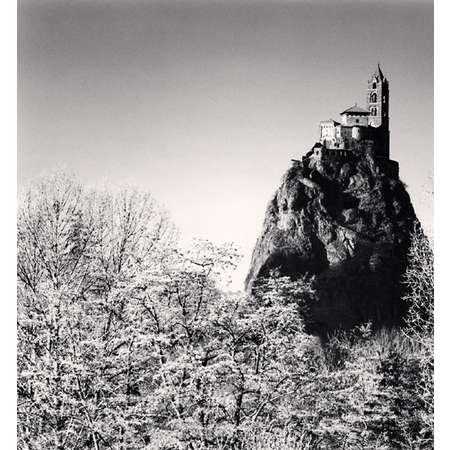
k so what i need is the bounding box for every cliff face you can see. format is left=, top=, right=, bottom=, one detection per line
left=245, top=149, right=418, bottom=334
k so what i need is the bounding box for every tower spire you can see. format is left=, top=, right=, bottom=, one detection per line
left=375, top=63, right=385, bottom=81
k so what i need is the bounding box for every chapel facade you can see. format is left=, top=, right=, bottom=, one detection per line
left=314, top=65, right=390, bottom=160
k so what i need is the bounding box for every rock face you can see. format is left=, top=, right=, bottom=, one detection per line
left=245, top=148, right=418, bottom=334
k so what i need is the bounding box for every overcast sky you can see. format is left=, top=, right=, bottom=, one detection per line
left=18, top=0, right=433, bottom=289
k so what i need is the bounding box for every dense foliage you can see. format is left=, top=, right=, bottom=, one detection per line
left=17, top=175, right=433, bottom=449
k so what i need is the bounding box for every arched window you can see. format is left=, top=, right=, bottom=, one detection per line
left=372, top=81, right=377, bottom=89
left=371, top=107, right=377, bottom=116
left=370, top=92, right=377, bottom=103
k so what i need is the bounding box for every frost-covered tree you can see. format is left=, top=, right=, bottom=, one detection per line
left=402, top=224, right=433, bottom=342
left=18, top=173, right=433, bottom=450
left=17, top=173, right=177, bottom=449
left=402, top=223, right=434, bottom=445
left=128, top=258, right=319, bottom=449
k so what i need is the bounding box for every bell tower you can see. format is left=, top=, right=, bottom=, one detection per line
left=367, top=64, right=389, bottom=128
left=367, top=64, right=390, bottom=158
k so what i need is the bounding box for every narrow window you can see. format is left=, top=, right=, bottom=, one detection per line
left=370, top=92, right=377, bottom=103
left=372, top=81, right=377, bottom=89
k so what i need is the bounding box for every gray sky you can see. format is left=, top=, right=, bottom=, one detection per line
left=18, top=0, right=433, bottom=289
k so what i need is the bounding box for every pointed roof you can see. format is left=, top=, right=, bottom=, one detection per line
left=370, top=63, right=387, bottom=83
left=375, top=63, right=384, bottom=80
left=340, top=103, right=370, bottom=115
